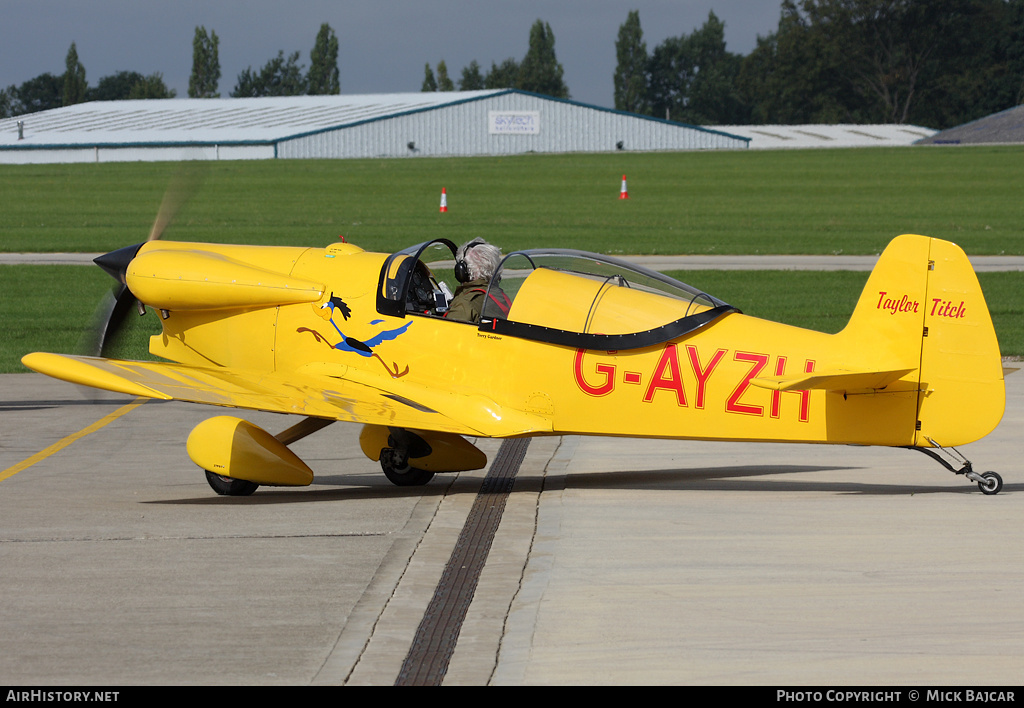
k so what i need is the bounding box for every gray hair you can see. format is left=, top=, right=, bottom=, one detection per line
left=458, top=238, right=502, bottom=281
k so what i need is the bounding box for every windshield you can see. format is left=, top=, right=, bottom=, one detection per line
left=376, top=239, right=458, bottom=317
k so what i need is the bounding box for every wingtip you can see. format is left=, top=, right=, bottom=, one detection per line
left=20, top=352, right=170, bottom=400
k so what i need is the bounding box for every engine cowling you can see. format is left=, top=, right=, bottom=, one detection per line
left=126, top=248, right=324, bottom=311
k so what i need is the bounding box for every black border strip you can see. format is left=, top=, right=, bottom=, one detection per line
left=480, top=304, right=738, bottom=351
left=395, top=437, right=531, bottom=686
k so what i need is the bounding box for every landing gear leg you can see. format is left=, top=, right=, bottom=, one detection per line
left=910, top=442, right=1003, bottom=495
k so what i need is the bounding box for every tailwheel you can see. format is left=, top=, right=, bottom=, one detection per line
left=379, top=447, right=434, bottom=486
left=205, top=470, right=259, bottom=496
left=977, top=471, right=1003, bottom=496
left=911, top=442, right=1004, bottom=495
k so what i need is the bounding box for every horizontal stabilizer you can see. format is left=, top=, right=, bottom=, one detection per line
left=752, top=367, right=916, bottom=393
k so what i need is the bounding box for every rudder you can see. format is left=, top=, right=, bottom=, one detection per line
left=916, top=237, right=1004, bottom=447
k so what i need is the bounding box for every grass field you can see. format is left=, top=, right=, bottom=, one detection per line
left=1, top=147, right=1021, bottom=371
left=1, top=146, right=1023, bottom=255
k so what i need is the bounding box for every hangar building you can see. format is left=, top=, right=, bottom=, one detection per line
left=916, top=104, right=1024, bottom=145
left=709, top=123, right=936, bottom=149
left=0, top=89, right=749, bottom=164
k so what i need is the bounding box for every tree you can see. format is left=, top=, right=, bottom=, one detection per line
left=647, top=35, right=688, bottom=121
left=906, top=0, right=1021, bottom=127
left=62, top=42, right=87, bottom=106
left=421, top=61, right=454, bottom=92
left=770, top=0, right=1015, bottom=126
left=421, top=63, right=437, bottom=92
left=737, top=1, right=854, bottom=124
left=86, top=71, right=176, bottom=101
left=795, top=0, right=934, bottom=124
left=189, top=26, right=220, bottom=98
left=8, top=73, right=63, bottom=115
left=89, top=71, right=146, bottom=101
left=232, top=51, right=306, bottom=97
left=128, top=73, right=176, bottom=99
left=1012, top=0, right=1024, bottom=105
left=614, top=10, right=649, bottom=114
left=436, top=61, right=455, bottom=91
left=459, top=60, right=485, bottom=90
left=307, top=23, right=340, bottom=95
left=517, top=20, right=568, bottom=97
left=648, top=12, right=747, bottom=124
left=485, top=58, right=520, bottom=88
left=684, top=12, right=747, bottom=124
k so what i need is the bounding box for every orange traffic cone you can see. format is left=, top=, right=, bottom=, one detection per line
left=440, top=187, right=448, bottom=212
left=619, top=175, right=629, bottom=200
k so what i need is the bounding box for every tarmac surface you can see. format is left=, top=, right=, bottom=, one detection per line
left=1, top=370, right=1021, bottom=686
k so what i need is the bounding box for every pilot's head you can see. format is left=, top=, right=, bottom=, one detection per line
left=455, top=238, right=502, bottom=283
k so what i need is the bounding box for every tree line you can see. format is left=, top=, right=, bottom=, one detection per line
left=1, top=18, right=569, bottom=119
left=0, top=40, right=176, bottom=117
left=1, top=24, right=341, bottom=118
left=5, top=4, right=1023, bottom=130
left=615, top=1, right=1024, bottom=129
left=421, top=19, right=569, bottom=98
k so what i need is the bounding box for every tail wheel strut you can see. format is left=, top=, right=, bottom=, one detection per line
left=910, top=442, right=1003, bottom=495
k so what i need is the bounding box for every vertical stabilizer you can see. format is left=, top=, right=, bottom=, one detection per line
left=838, top=235, right=1004, bottom=447
left=839, top=234, right=931, bottom=371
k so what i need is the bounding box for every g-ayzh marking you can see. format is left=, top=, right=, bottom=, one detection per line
left=574, top=344, right=815, bottom=422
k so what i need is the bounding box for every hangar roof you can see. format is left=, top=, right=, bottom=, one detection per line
left=2, top=90, right=938, bottom=160
left=707, top=123, right=937, bottom=149
left=0, top=90, right=749, bottom=162
left=1, top=91, right=511, bottom=146
left=1, top=92, right=936, bottom=151
left=916, top=105, right=1024, bottom=145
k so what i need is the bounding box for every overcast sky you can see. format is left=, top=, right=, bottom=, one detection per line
left=1, top=1, right=784, bottom=109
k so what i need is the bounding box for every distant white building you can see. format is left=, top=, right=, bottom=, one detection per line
left=0, top=90, right=749, bottom=164
left=706, top=123, right=937, bottom=149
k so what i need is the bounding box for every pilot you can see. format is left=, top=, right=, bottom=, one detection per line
left=445, top=238, right=510, bottom=322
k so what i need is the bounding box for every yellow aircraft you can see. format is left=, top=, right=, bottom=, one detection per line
left=22, top=232, right=1005, bottom=495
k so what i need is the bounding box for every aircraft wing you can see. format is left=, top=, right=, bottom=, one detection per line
left=752, top=366, right=917, bottom=393
left=21, top=352, right=550, bottom=438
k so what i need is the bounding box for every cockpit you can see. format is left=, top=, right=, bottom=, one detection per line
left=376, top=239, right=738, bottom=351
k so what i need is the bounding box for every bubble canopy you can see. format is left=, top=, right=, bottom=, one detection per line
left=377, top=239, right=738, bottom=351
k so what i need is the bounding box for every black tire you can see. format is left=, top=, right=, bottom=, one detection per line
left=380, top=448, right=434, bottom=486
left=205, top=470, right=259, bottom=496
left=978, top=471, right=1003, bottom=496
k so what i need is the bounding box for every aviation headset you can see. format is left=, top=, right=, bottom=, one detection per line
left=454, top=238, right=486, bottom=283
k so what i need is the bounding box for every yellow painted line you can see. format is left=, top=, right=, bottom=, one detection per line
left=0, top=399, right=147, bottom=482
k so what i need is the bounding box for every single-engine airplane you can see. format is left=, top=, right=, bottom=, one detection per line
left=23, top=232, right=1006, bottom=495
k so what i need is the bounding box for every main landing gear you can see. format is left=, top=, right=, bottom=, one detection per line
left=378, top=429, right=435, bottom=486
left=912, top=443, right=1004, bottom=495
left=200, top=416, right=334, bottom=496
